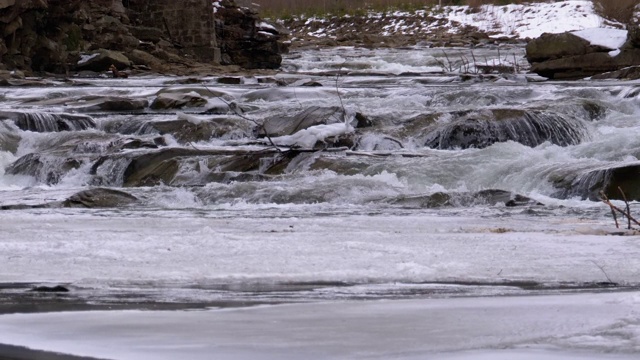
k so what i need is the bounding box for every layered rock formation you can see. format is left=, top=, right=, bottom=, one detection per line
left=0, top=0, right=284, bottom=75
left=526, top=28, right=640, bottom=80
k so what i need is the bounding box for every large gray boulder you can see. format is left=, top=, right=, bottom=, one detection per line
left=525, top=32, right=593, bottom=63
left=76, top=49, right=131, bottom=71
left=526, top=29, right=640, bottom=79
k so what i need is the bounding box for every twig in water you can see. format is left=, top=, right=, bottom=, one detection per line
left=600, top=190, right=640, bottom=229
left=469, top=50, right=478, bottom=74
left=590, top=260, right=616, bottom=285
left=619, top=186, right=631, bottom=230
left=600, top=191, right=619, bottom=228
left=335, top=71, right=346, bottom=115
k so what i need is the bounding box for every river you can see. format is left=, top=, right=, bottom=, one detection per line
left=0, top=45, right=638, bottom=359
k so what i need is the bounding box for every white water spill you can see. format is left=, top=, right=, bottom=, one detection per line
left=0, top=46, right=640, bottom=358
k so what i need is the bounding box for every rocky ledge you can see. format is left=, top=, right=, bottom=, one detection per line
left=526, top=27, right=640, bottom=80
left=0, top=0, right=285, bottom=76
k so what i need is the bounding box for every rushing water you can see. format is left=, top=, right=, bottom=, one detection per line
left=0, top=45, right=639, bottom=299
left=0, top=44, right=640, bottom=359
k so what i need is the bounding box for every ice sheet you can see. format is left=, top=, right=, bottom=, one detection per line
left=0, top=291, right=638, bottom=359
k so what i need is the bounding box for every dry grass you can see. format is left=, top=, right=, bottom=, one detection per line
left=592, top=0, right=640, bottom=24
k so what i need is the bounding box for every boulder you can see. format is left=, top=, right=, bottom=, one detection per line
left=76, top=49, right=131, bottom=71
left=591, top=66, right=640, bottom=80
left=215, top=0, right=283, bottom=69
left=553, top=163, right=640, bottom=201
left=1, top=188, right=138, bottom=209
left=422, top=108, right=589, bottom=149
left=0, top=0, right=16, bottom=10
left=69, top=96, right=149, bottom=112
left=261, top=106, right=371, bottom=138
left=143, top=117, right=253, bottom=143
left=526, top=30, right=640, bottom=79
left=63, top=188, right=138, bottom=208
left=150, top=92, right=208, bottom=110
left=525, top=32, right=592, bottom=63
left=388, top=190, right=542, bottom=208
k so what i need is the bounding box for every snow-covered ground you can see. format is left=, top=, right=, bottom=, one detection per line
left=435, top=0, right=612, bottom=39
left=292, top=0, right=622, bottom=42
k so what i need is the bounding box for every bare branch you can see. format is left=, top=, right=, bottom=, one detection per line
left=200, top=82, right=284, bottom=154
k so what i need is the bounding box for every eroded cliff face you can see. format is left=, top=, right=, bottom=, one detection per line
left=0, top=0, right=284, bottom=75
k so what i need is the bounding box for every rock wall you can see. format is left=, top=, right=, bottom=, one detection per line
left=215, top=0, right=285, bottom=69
left=126, top=0, right=220, bottom=62
left=0, top=0, right=283, bottom=74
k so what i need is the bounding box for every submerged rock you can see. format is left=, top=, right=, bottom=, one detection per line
left=150, top=92, right=208, bottom=110
left=142, top=117, right=253, bottom=144
left=63, top=188, right=138, bottom=208
left=89, top=148, right=288, bottom=187
left=387, top=189, right=542, bottom=208
left=1, top=188, right=138, bottom=210
left=261, top=106, right=370, bottom=138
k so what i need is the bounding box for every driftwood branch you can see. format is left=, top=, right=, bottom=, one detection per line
left=600, top=189, right=640, bottom=229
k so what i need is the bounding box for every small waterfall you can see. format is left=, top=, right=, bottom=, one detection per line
left=90, top=156, right=133, bottom=187
left=555, top=163, right=640, bottom=201
left=423, top=109, right=590, bottom=149
left=0, top=120, right=21, bottom=153
left=5, top=153, right=84, bottom=185
left=0, top=111, right=96, bottom=133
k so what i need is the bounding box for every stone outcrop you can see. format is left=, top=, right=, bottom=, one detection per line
left=526, top=29, right=640, bottom=80
left=553, top=163, right=640, bottom=201
left=0, top=0, right=284, bottom=74
left=215, top=0, right=285, bottom=69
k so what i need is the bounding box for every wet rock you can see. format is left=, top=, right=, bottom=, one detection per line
left=261, top=106, right=344, bottom=137
left=76, top=49, right=132, bottom=72
left=422, top=108, right=589, bottom=149
left=63, top=188, right=138, bottom=208
left=552, top=163, right=640, bottom=201
left=30, top=285, right=69, bottom=293
left=526, top=30, right=640, bottom=79
left=88, top=148, right=288, bottom=187
left=126, top=49, right=162, bottom=68
left=591, top=66, right=640, bottom=80
left=150, top=92, right=208, bottom=110
left=0, top=111, right=96, bottom=132
left=261, top=106, right=370, bottom=138
left=525, top=32, right=593, bottom=63
left=143, top=117, right=252, bottom=143
left=215, top=0, right=283, bottom=69
left=388, top=190, right=542, bottom=208
left=217, top=77, right=242, bottom=85
left=0, top=123, right=20, bottom=153
left=6, top=153, right=84, bottom=185
left=73, top=96, right=149, bottom=112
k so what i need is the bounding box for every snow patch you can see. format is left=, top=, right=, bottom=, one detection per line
left=571, top=28, right=628, bottom=50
